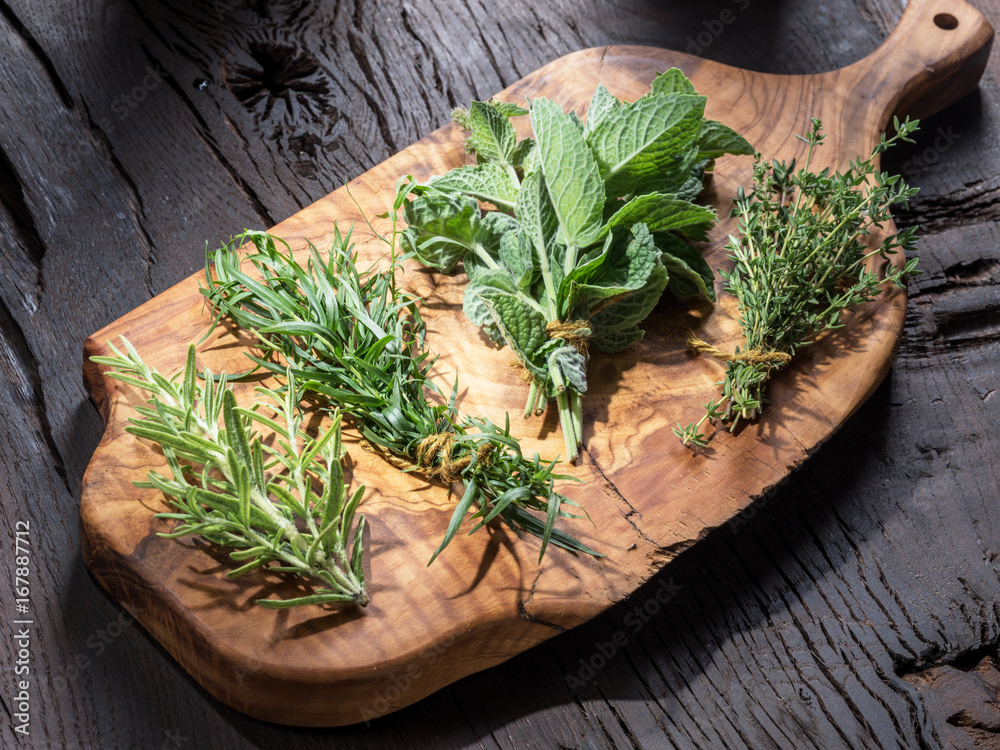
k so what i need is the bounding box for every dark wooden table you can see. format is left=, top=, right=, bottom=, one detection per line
left=2, top=1, right=999, bottom=748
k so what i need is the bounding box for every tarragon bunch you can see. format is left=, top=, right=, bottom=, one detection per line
left=91, top=339, right=369, bottom=608
left=203, top=228, right=595, bottom=563
left=401, top=68, right=753, bottom=460
left=676, top=117, right=921, bottom=447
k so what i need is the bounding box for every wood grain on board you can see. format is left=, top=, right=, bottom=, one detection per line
left=79, top=0, right=992, bottom=728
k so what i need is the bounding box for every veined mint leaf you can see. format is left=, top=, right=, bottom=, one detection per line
left=583, top=84, right=622, bottom=138
left=464, top=268, right=519, bottom=341
left=548, top=346, right=588, bottom=394
left=590, top=325, right=644, bottom=353
left=498, top=230, right=536, bottom=291
left=463, top=212, right=519, bottom=281
left=676, top=158, right=712, bottom=201
left=429, top=162, right=519, bottom=212
left=401, top=192, right=481, bottom=272
left=563, top=224, right=658, bottom=314
left=517, top=169, right=567, bottom=301
left=657, top=232, right=717, bottom=301
left=590, top=264, right=669, bottom=334
left=515, top=138, right=538, bottom=173
left=698, top=120, right=754, bottom=160
left=530, top=97, right=605, bottom=249
left=469, top=100, right=519, bottom=166
left=602, top=192, right=716, bottom=242
left=482, top=292, right=549, bottom=367
left=646, top=68, right=697, bottom=97
left=587, top=93, right=706, bottom=198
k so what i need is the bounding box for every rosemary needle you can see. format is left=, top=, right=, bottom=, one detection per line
left=202, top=225, right=598, bottom=564
left=92, top=339, right=370, bottom=608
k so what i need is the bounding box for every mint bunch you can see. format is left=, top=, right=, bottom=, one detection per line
left=401, top=69, right=752, bottom=460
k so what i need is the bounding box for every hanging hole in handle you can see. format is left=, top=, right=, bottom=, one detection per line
left=934, top=13, right=959, bottom=30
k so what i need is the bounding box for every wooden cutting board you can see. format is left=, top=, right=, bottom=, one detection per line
left=80, top=0, right=993, bottom=727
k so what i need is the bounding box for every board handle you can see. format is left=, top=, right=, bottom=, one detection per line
left=848, top=0, right=993, bottom=123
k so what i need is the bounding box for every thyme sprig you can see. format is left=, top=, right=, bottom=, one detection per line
left=202, top=226, right=596, bottom=563
left=91, top=339, right=369, bottom=608
left=676, top=117, right=921, bottom=447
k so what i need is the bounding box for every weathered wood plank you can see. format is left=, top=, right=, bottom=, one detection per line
left=2, top=0, right=1000, bottom=747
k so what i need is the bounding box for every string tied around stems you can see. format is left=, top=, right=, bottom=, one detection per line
left=686, top=336, right=792, bottom=367
left=545, top=319, right=591, bottom=355
left=361, top=433, right=493, bottom=484
left=507, top=319, right=592, bottom=383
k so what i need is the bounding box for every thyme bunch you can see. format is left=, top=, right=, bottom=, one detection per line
left=676, top=117, right=921, bottom=447
left=92, top=339, right=369, bottom=608
left=202, top=226, right=596, bottom=563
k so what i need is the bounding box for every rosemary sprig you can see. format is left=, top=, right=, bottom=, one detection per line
left=202, top=225, right=597, bottom=563
left=676, top=117, right=921, bottom=447
left=91, top=338, right=369, bottom=608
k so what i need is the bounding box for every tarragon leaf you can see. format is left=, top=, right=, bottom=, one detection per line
left=587, top=93, right=706, bottom=198
left=530, top=97, right=605, bottom=249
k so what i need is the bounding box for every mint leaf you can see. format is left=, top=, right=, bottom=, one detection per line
left=429, top=162, right=519, bottom=211
left=483, top=293, right=549, bottom=367
left=548, top=346, right=588, bottom=394
left=401, top=192, right=481, bottom=272
left=590, top=264, right=669, bottom=334
left=498, top=230, right=535, bottom=291
left=469, top=100, right=519, bottom=166
left=583, top=84, right=622, bottom=137
left=530, top=97, right=605, bottom=249
left=698, top=120, right=755, bottom=160
left=463, top=212, right=519, bottom=280
left=603, top=192, right=716, bottom=241
left=646, top=68, right=697, bottom=97
left=657, top=232, right=717, bottom=301
left=590, top=325, right=644, bottom=353
left=464, top=269, right=519, bottom=342
left=587, top=93, right=706, bottom=198
left=563, top=224, right=657, bottom=314
left=517, top=169, right=567, bottom=304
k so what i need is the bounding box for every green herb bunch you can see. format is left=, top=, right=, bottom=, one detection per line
left=91, top=339, right=369, bottom=609
left=401, top=68, right=753, bottom=460
left=676, top=117, right=921, bottom=447
left=203, top=227, right=595, bottom=563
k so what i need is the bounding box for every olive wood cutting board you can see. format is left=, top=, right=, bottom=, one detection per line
left=81, top=0, right=993, bottom=727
